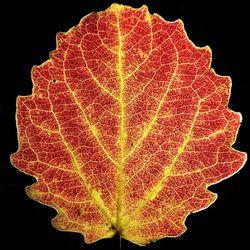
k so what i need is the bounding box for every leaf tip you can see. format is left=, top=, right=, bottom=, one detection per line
left=109, top=3, right=125, bottom=12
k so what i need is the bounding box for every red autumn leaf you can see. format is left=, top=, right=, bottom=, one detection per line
left=11, top=4, right=246, bottom=245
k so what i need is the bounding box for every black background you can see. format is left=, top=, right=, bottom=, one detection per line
left=1, top=0, right=249, bottom=249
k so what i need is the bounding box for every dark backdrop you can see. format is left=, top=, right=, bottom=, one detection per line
left=1, top=0, right=249, bottom=249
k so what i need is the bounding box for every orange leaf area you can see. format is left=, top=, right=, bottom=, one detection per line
left=11, top=4, right=247, bottom=245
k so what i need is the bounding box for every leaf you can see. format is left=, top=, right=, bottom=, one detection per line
left=11, top=3, right=247, bottom=246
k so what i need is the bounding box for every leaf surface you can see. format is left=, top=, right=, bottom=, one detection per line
left=11, top=4, right=247, bottom=245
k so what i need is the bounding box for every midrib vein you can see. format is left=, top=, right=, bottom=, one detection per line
left=115, top=9, right=126, bottom=232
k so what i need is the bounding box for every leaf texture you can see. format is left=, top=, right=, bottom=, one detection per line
left=11, top=4, right=247, bottom=245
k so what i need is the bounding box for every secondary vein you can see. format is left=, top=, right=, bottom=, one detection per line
left=122, top=101, right=202, bottom=229
left=115, top=7, right=126, bottom=233
left=53, top=51, right=117, bottom=226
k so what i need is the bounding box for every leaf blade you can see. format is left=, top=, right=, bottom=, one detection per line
left=11, top=4, right=247, bottom=246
